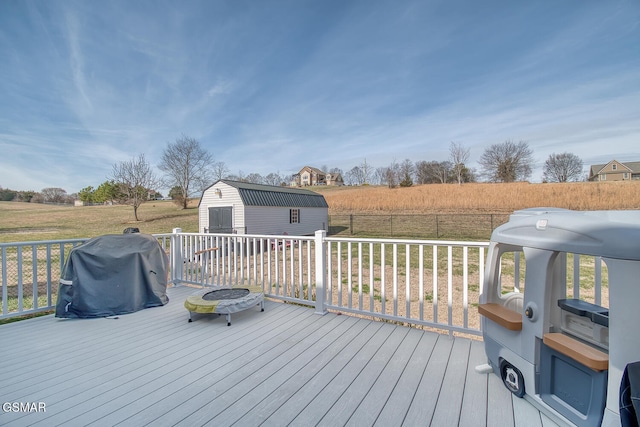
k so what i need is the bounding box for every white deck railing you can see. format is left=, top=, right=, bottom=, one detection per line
left=1, top=230, right=606, bottom=337
left=0, top=239, right=87, bottom=319
left=170, top=229, right=489, bottom=335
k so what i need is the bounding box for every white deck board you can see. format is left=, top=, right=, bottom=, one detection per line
left=344, top=327, right=425, bottom=426
left=402, top=334, right=454, bottom=425
left=316, top=324, right=411, bottom=426
left=513, top=395, right=546, bottom=427
left=287, top=322, right=398, bottom=426
left=229, top=316, right=372, bottom=426
left=487, top=369, right=516, bottom=426
left=0, top=285, right=568, bottom=427
left=430, top=337, right=472, bottom=426
left=458, top=340, right=489, bottom=427
left=373, top=331, right=440, bottom=426
left=173, top=311, right=348, bottom=426
left=261, top=319, right=384, bottom=426
left=208, top=314, right=357, bottom=426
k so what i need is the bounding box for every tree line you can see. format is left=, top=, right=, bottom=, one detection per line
left=0, top=187, right=77, bottom=204
left=337, top=140, right=583, bottom=187
left=1, top=136, right=585, bottom=221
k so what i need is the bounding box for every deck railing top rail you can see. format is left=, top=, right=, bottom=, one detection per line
left=0, top=238, right=88, bottom=248
left=326, top=235, right=490, bottom=247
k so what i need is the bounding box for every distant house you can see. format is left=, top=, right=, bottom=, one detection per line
left=326, top=172, right=345, bottom=186
left=198, top=180, right=328, bottom=235
left=588, top=160, right=640, bottom=182
left=291, top=166, right=344, bottom=187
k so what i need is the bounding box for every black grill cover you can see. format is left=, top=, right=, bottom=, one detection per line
left=55, top=233, right=169, bottom=318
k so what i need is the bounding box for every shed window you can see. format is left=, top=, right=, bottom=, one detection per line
left=612, top=164, right=617, bottom=171
left=290, top=209, right=300, bottom=223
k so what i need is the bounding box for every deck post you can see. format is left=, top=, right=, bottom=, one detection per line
left=314, top=230, right=328, bottom=315
left=171, top=228, right=184, bottom=285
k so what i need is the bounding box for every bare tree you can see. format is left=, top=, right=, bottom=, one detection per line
left=159, top=135, right=214, bottom=209
left=434, top=161, right=452, bottom=183
left=345, top=166, right=364, bottom=186
left=40, top=187, right=69, bottom=204
left=450, top=141, right=470, bottom=185
left=384, top=160, right=400, bottom=188
left=542, top=152, right=584, bottom=182
left=374, top=167, right=388, bottom=185
left=263, top=172, right=283, bottom=186
left=359, top=159, right=373, bottom=185
left=245, top=173, right=263, bottom=184
left=415, top=160, right=452, bottom=184
left=478, top=140, right=534, bottom=182
left=212, top=161, right=230, bottom=181
left=111, top=154, right=160, bottom=221
left=414, top=161, right=428, bottom=184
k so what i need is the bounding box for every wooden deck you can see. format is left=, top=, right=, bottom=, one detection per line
left=0, top=286, right=566, bottom=427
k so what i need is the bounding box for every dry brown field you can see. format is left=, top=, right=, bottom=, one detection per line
left=314, top=181, right=640, bottom=214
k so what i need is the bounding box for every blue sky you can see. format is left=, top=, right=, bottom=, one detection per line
left=1, top=0, right=639, bottom=193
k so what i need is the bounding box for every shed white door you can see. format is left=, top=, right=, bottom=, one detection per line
left=208, top=207, right=233, bottom=233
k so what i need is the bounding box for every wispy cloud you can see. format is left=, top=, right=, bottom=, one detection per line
left=63, top=10, right=92, bottom=116
left=207, top=80, right=234, bottom=99
left=0, top=0, right=639, bottom=191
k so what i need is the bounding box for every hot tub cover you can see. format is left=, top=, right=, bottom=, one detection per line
left=55, top=233, right=169, bottom=318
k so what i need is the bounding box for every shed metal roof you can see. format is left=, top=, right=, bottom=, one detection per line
left=213, top=180, right=328, bottom=208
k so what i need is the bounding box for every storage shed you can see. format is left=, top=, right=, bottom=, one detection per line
left=198, top=180, right=329, bottom=235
